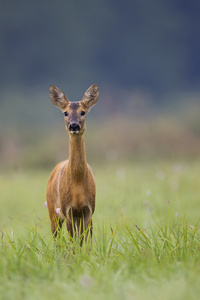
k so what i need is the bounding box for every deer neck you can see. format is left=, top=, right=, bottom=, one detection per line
left=67, top=133, right=87, bottom=181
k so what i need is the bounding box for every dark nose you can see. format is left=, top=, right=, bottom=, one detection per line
left=69, top=122, right=80, bottom=132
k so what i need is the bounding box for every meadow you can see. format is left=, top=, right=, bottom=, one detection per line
left=0, top=159, right=200, bottom=300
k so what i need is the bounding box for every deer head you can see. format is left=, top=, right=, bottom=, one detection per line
left=49, top=84, right=99, bottom=135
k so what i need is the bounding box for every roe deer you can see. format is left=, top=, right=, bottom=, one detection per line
left=46, top=84, right=99, bottom=244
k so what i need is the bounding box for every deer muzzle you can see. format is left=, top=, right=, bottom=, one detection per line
left=69, top=122, right=81, bottom=134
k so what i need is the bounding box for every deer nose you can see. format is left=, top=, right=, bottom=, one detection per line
left=69, top=122, right=80, bottom=133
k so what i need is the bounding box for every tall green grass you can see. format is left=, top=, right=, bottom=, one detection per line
left=0, top=160, right=200, bottom=299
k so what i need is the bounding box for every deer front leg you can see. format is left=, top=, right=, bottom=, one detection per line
left=66, top=218, right=74, bottom=239
left=85, top=218, right=93, bottom=245
left=66, top=217, right=93, bottom=246
left=51, top=214, right=64, bottom=239
left=66, top=217, right=83, bottom=242
left=78, top=218, right=93, bottom=247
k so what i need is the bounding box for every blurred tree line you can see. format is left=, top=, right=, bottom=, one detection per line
left=1, top=0, right=200, bottom=98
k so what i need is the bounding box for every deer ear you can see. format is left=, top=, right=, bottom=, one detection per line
left=81, top=84, right=99, bottom=109
left=49, top=85, right=69, bottom=109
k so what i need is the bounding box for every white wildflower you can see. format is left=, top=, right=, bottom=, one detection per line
left=56, top=208, right=60, bottom=214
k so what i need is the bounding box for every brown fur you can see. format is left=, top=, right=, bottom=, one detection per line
left=46, top=84, right=99, bottom=243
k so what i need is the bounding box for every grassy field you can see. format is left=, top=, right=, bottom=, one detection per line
left=0, top=159, right=200, bottom=300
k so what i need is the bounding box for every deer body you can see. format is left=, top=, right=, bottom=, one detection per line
left=46, top=84, right=99, bottom=241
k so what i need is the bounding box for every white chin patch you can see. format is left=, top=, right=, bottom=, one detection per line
left=71, top=131, right=80, bottom=134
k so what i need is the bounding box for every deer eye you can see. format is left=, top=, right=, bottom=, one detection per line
left=64, top=112, right=68, bottom=117
left=80, top=111, right=85, bottom=116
